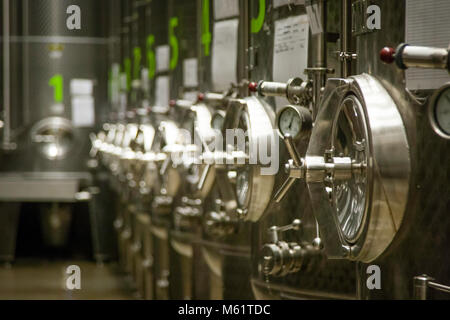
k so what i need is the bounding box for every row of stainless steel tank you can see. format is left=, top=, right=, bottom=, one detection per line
left=91, top=0, right=450, bottom=300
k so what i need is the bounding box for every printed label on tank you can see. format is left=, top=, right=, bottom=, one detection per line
left=156, top=45, right=170, bottom=72
left=155, top=76, right=170, bottom=112
left=212, top=19, right=239, bottom=92
left=70, top=79, right=93, bottom=96
left=406, top=0, right=450, bottom=90
left=72, top=96, right=95, bottom=127
left=71, top=79, right=95, bottom=127
left=183, top=58, right=199, bottom=88
left=273, top=15, right=309, bottom=108
left=214, top=0, right=239, bottom=20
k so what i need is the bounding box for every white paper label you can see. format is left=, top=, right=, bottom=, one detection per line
left=183, top=58, right=199, bottom=88
left=70, top=79, right=94, bottom=96
left=72, top=96, right=95, bottom=127
left=273, top=15, right=309, bottom=108
left=405, top=0, right=450, bottom=90
left=214, top=0, right=239, bottom=20
left=155, top=76, right=170, bottom=112
left=305, top=3, right=323, bottom=35
left=156, top=45, right=170, bottom=72
left=212, top=19, right=239, bottom=92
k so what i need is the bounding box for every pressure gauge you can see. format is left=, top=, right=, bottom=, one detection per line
left=276, top=105, right=312, bottom=140
left=211, top=111, right=225, bottom=131
left=429, top=83, right=450, bottom=139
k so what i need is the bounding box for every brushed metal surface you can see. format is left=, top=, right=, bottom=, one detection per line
left=249, top=0, right=358, bottom=300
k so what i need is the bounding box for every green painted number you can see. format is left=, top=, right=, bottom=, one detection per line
left=251, top=0, right=266, bottom=34
left=146, top=35, right=156, bottom=79
left=49, top=74, right=63, bottom=103
left=169, top=17, right=179, bottom=70
left=201, top=0, right=211, bottom=56
left=133, top=47, right=142, bottom=80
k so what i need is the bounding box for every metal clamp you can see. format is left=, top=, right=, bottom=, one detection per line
left=249, top=78, right=312, bottom=105
left=274, top=134, right=365, bottom=203
left=337, top=51, right=358, bottom=62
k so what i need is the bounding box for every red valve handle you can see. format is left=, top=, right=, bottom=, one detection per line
left=380, top=47, right=396, bottom=64
left=248, top=82, right=258, bottom=92
left=197, top=93, right=205, bottom=102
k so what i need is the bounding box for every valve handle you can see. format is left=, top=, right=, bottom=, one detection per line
left=273, top=177, right=297, bottom=203
left=250, top=78, right=309, bottom=105
left=284, top=134, right=302, bottom=167
left=381, top=43, right=450, bottom=73
left=268, top=219, right=302, bottom=243
left=197, top=163, right=212, bottom=192
left=273, top=134, right=304, bottom=203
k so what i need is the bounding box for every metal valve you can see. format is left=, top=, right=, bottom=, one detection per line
left=380, top=43, right=450, bottom=73
left=89, top=132, right=103, bottom=158
left=175, top=197, right=203, bottom=220
left=197, top=92, right=227, bottom=106
left=267, top=219, right=302, bottom=243
left=204, top=199, right=238, bottom=237
left=249, top=77, right=312, bottom=105
left=274, top=134, right=365, bottom=203
left=261, top=219, right=323, bottom=277
left=170, top=99, right=194, bottom=110
left=196, top=99, right=247, bottom=193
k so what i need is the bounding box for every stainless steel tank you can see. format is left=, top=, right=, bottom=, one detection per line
left=194, top=0, right=255, bottom=299
left=166, top=0, right=211, bottom=300
left=0, top=0, right=111, bottom=262
left=249, top=0, right=358, bottom=300
left=251, top=0, right=450, bottom=300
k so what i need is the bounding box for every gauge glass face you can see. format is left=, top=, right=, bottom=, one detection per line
left=333, top=95, right=368, bottom=243
left=278, top=107, right=301, bottom=138
left=435, top=87, right=450, bottom=135
left=211, top=113, right=225, bottom=131
left=236, top=169, right=250, bottom=207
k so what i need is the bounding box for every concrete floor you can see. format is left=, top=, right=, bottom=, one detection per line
left=0, top=259, right=136, bottom=300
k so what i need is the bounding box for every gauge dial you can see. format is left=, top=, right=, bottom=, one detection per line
left=277, top=105, right=312, bottom=139
left=433, top=86, right=450, bottom=137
